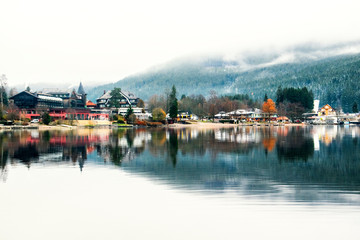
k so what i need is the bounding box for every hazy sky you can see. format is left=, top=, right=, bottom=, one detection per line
left=1, top=0, right=360, bottom=88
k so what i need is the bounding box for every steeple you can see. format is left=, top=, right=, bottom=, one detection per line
left=77, top=82, right=86, bottom=95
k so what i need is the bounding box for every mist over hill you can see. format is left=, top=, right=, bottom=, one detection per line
left=87, top=42, right=360, bottom=112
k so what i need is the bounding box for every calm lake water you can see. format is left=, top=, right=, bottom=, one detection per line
left=1, top=125, right=359, bottom=240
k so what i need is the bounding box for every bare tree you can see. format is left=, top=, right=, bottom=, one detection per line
left=9, top=88, right=17, bottom=97
left=0, top=74, right=7, bottom=115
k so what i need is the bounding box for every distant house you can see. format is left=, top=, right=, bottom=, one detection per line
left=177, top=111, right=199, bottom=121
left=40, top=83, right=87, bottom=108
left=319, top=104, right=336, bottom=116
left=250, top=108, right=277, bottom=121
left=96, top=91, right=111, bottom=108
left=9, top=83, right=109, bottom=121
left=96, top=90, right=139, bottom=109
left=9, top=91, right=63, bottom=110
left=9, top=91, right=64, bottom=120
left=86, top=100, right=97, bottom=109
left=215, top=111, right=230, bottom=119
left=228, top=109, right=254, bottom=120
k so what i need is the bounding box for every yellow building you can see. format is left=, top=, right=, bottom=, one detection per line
left=319, top=104, right=336, bottom=116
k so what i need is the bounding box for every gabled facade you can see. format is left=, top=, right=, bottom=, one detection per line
left=96, top=91, right=112, bottom=108
left=96, top=90, right=139, bottom=109
left=9, top=91, right=39, bottom=109
left=9, top=83, right=109, bottom=121
left=319, top=104, right=336, bottom=116
left=9, top=91, right=63, bottom=109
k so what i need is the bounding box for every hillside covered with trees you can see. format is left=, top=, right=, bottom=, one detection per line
left=87, top=47, right=360, bottom=113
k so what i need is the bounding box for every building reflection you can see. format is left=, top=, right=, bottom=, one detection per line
left=2, top=126, right=358, bottom=168
left=1, top=126, right=360, bottom=205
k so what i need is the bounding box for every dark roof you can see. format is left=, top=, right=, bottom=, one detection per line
left=77, top=82, right=86, bottom=95
left=122, top=91, right=138, bottom=99
left=96, top=90, right=138, bottom=101
left=9, top=90, right=37, bottom=99
left=97, top=90, right=112, bottom=100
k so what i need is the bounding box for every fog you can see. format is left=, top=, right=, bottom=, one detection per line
left=1, top=0, right=360, bottom=88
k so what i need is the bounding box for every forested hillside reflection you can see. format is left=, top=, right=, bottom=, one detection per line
left=1, top=126, right=360, bottom=204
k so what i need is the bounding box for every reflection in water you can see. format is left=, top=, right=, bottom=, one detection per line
left=168, top=130, right=178, bottom=167
left=276, top=128, right=314, bottom=162
left=1, top=126, right=360, bottom=205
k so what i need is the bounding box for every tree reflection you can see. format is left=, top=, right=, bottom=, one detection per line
left=13, top=144, right=39, bottom=167
left=276, top=128, right=314, bottom=162
left=0, top=133, right=8, bottom=181
left=1, top=126, right=360, bottom=205
left=125, top=130, right=135, bottom=148
left=148, top=129, right=167, bottom=157
left=168, top=130, right=178, bottom=167
left=108, top=129, right=125, bottom=166
left=109, top=144, right=125, bottom=166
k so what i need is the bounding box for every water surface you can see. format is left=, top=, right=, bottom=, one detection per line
left=1, top=126, right=359, bottom=239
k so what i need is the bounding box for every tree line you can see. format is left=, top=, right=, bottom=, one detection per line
left=148, top=85, right=317, bottom=121
left=274, top=86, right=314, bottom=120
left=147, top=86, right=261, bottom=120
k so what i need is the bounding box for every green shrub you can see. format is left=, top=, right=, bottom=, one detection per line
left=42, top=112, right=51, bottom=125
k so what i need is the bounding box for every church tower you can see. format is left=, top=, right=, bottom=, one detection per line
left=77, top=82, right=87, bottom=107
left=77, top=82, right=86, bottom=95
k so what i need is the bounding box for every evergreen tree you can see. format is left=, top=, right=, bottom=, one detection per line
left=352, top=102, right=358, bottom=113
left=275, top=86, right=313, bottom=112
left=109, top=88, right=122, bottom=108
left=0, top=87, right=8, bottom=106
left=125, top=105, right=133, bottom=121
left=275, top=86, right=283, bottom=106
left=264, top=93, right=268, bottom=102
left=42, top=112, right=51, bottom=125
left=169, top=85, right=178, bottom=119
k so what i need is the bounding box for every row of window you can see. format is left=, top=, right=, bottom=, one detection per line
left=53, top=94, right=70, bottom=98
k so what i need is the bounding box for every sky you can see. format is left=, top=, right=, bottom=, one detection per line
left=1, top=0, right=360, bottom=89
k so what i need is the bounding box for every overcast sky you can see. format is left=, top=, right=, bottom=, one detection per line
left=1, top=0, right=360, bottom=88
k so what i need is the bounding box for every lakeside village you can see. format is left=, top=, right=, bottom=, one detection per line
left=2, top=82, right=360, bottom=129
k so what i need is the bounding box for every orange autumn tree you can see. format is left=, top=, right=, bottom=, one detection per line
left=262, top=98, right=277, bottom=122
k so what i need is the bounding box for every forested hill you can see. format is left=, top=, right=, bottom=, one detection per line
left=87, top=51, right=360, bottom=112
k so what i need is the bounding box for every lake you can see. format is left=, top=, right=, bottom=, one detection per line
left=0, top=125, right=359, bottom=240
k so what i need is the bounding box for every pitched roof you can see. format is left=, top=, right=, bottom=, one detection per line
left=122, top=91, right=138, bottom=99
left=96, top=89, right=138, bottom=101
left=9, top=90, right=37, bottom=99
left=77, top=82, right=86, bottom=95
left=97, top=90, right=112, bottom=100
left=86, top=100, right=97, bottom=107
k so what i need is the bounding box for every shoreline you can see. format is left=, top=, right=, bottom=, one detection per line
left=0, top=122, right=351, bottom=131
left=166, top=122, right=305, bottom=129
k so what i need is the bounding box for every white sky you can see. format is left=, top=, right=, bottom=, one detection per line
left=1, top=0, right=360, bottom=88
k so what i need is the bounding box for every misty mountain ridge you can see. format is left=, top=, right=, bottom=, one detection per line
left=86, top=42, right=360, bottom=112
